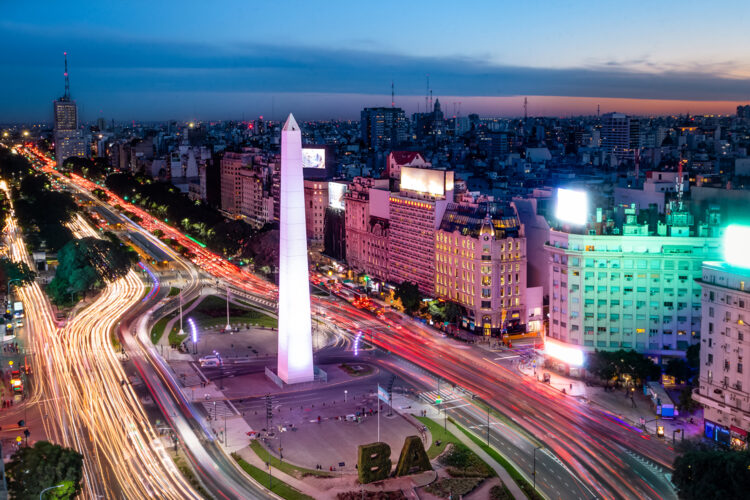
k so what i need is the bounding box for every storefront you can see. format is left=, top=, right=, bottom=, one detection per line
left=730, top=426, right=748, bottom=450
left=704, top=420, right=732, bottom=447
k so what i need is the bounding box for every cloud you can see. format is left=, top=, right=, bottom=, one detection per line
left=1, top=23, right=749, bottom=120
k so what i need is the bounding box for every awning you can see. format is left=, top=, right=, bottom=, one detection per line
left=730, top=425, right=747, bottom=437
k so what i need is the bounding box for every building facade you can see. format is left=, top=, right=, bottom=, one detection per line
left=344, top=177, right=391, bottom=282
left=360, top=107, right=407, bottom=151
left=546, top=226, right=721, bottom=358
left=303, top=180, right=328, bottom=249
left=388, top=167, right=454, bottom=294
left=693, top=262, right=750, bottom=449
left=435, top=202, right=527, bottom=336
left=220, top=151, right=253, bottom=216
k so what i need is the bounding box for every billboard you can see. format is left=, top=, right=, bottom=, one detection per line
left=400, top=167, right=449, bottom=196
left=302, top=148, right=326, bottom=169
left=328, top=182, right=347, bottom=210
left=724, top=224, right=750, bottom=269
left=555, top=188, right=588, bottom=226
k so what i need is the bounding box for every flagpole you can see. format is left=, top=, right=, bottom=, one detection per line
left=378, top=386, right=381, bottom=442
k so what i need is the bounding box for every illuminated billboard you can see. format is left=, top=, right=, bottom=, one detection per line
left=545, top=339, right=584, bottom=367
left=302, top=148, right=326, bottom=169
left=555, top=188, right=588, bottom=226
left=724, top=224, right=750, bottom=269
left=400, top=167, right=450, bottom=196
left=328, top=182, right=347, bottom=210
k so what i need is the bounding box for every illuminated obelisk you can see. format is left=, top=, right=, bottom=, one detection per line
left=277, top=113, right=314, bottom=384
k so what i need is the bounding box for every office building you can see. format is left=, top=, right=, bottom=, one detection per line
left=693, top=262, right=750, bottom=449
left=360, top=107, right=407, bottom=151
left=389, top=167, right=454, bottom=294
left=303, top=180, right=328, bottom=248
left=601, top=112, right=636, bottom=161
left=53, top=53, right=85, bottom=167
left=435, top=201, right=527, bottom=336
left=220, top=151, right=253, bottom=216
left=546, top=206, right=721, bottom=359
left=344, top=177, right=391, bottom=282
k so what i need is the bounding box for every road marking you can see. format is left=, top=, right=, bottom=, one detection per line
left=494, top=355, right=520, bottom=360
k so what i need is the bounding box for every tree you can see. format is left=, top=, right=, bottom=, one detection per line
left=666, top=358, right=691, bottom=384
left=395, top=281, right=422, bottom=314
left=5, top=440, right=83, bottom=499
left=686, top=344, right=700, bottom=370
left=672, top=449, right=750, bottom=500
left=678, top=386, right=699, bottom=414
left=0, top=258, right=36, bottom=289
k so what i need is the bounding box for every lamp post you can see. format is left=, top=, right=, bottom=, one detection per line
left=673, top=428, right=683, bottom=444
left=39, top=484, right=64, bottom=499
left=533, top=446, right=542, bottom=490
left=225, top=286, right=231, bottom=332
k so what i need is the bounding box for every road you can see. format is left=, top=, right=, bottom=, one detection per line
left=19, top=144, right=678, bottom=499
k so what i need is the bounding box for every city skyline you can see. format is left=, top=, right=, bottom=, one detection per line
left=3, top=1, right=750, bottom=121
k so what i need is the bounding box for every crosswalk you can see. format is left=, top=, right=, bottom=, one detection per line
left=202, top=400, right=235, bottom=419
left=419, top=389, right=468, bottom=410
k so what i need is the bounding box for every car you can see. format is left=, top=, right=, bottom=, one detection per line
left=199, top=355, right=222, bottom=368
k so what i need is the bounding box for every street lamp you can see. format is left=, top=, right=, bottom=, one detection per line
left=673, top=428, right=683, bottom=444
left=39, top=484, right=64, bottom=499
left=533, top=446, right=543, bottom=490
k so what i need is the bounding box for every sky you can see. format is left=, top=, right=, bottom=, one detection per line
left=2, top=0, right=750, bottom=122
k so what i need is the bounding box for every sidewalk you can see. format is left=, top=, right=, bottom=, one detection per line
left=517, top=357, right=703, bottom=442
left=445, top=420, right=527, bottom=500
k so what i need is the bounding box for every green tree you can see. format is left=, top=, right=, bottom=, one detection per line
left=666, top=358, right=691, bottom=384
left=686, top=344, right=700, bottom=370
left=0, top=258, right=36, bottom=289
left=672, top=449, right=750, bottom=500
left=5, top=440, right=83, bottom=499
left=678, top=386, right=699, bottom=414
left=395, top=281, right=422, bottom=314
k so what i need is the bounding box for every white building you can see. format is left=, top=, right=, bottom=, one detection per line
left=693, top=262, right=750, bottom=449
left=546, top=226, right=721, bottom=359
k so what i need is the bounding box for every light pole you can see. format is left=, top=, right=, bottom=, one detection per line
left=673, top=428, right=683, bottom=444
left=344, top=390, right=348, bottom=403
left=533, top=446, right=542, bottom=490
left=39, top=484, right=64, bottom=499
left=486, top=406, right=490, bottom=446
left=178, top=291, right=184, bottom=339
left=225, top=286, right=231, bottom=332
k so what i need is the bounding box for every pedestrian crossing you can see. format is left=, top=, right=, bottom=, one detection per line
left=202, top=400, right=235, bottom=419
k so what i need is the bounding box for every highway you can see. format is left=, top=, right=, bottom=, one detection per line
left=19, top=144, right=678, bottom=499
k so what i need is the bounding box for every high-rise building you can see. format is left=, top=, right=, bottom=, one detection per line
left=53, top=53, right=85, bottom=167
left=389, top=167, right=454, bottom=294
left=693, top=262, right=750, bottom=449
left=601, top=112, right=636, bottom=161
left=435, top=202, right=527, bottom=336
left=360, top=107, right=407, bottom=151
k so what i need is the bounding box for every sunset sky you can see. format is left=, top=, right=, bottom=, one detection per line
left=2, top=0, right=750, bottom=121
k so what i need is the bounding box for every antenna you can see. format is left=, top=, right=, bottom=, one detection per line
left=63, top=51, right=70, bottom=100
left=677, top=151, right=686, bottom=211
left=523, top=97, right=528, bottom=120
left=425, top=74, right=429, bottom=114
left=597, top=104, right=600, bottom=119
left=391, top=81, right=395, bottom=108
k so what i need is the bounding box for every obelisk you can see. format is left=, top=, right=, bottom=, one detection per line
left=277, top=113, right=314, bottom=384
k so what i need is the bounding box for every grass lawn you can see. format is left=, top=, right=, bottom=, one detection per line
left=231, top=453, right=314, bottom=500
left=168, top=287, right=180, bottom=296
left=416, top=415, right=457, bottom=459
left=249, top=441, right=332, bottom=478
left=425, top=477, right=482, bottom=498
left=190, top=295, right=277, bottom=329
left=451, top=418, right=543, bottom=500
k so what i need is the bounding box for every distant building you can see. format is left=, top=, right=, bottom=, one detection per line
left=220, top=151, right=253, bottom=216
left=693, top=262, right=750, bottom=449
left=53, top=54, right=85, bottom=167
left=601, top=112, right=637, bottom=161
left=360, top=107, right=407, bottom=151
left=385, top=151, right=429, bottom=182
left=435, top=202, right=527, bottom=336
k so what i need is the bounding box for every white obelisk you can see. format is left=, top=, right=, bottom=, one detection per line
left=277, top=113, right=314, bottom=384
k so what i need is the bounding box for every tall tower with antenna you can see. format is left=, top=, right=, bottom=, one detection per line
left=53, top=52, right=84, bottom=167
left=523, top=97, right=528, bottom=120
left=391, top=80, right=395, bottom=108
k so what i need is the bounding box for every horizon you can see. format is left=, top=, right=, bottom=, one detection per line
left=3, top=1, right=750, bottom=122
